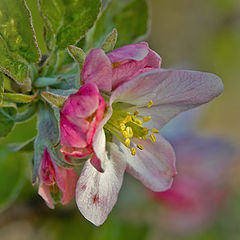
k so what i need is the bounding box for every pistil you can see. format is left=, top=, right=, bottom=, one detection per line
left=104, top=101, right=159, bottom=155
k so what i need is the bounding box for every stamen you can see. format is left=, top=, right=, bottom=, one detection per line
left=131, top=148, right=136, bottom=156
left=112, top=62, right=121, bottom=68
left=142, top=116, right=151, bottom=122
left=137, top=144, right=144, bottom=150
left=123, top=115, right=132, bottom=123
left=125, top=138, right=131, bottom=147
left=126, top=127, right=133, bottom=138
left=104, top=100, right=160, bottom=156
left=135, top=119, right=143, bottom=125
left=150, top=134, right=156, bottom=143
left=122, top=130, right=128, bottom=138
left=151, top=128, right=159, bottom=133
left=120, top=123, right=126, bottom=131
left=147, top=100, right=153, bottom=108
left=134, top=110, right=139, bottom=115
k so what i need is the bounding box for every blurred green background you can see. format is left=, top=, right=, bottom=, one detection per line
left=0, top=0, right=240, bottom=239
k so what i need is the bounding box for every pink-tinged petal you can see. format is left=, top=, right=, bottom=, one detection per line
left=60, top=83, right=106, bottom=151
left=54, top=164, right=78, bottom=205
left=147, top=49, right=161, bottom=68
left=111, top=57, right=149, bottom=89
left=125, top=135, right=176, bottom=192
left=38, top=148, right=78, bottom=206
left=61, top=83, right=100, bottom=119
left=92, top=128, right=107, bottom=170
left=38, top=184, right=54, bottom=209
left=107, top=42, right=149, bottom=63
left=92, top=105, right=113, bottom=168
left=39, top=148, right=55, bottom=185
left=111, top=69, right=223, bottom=128
left=76, top=143, right=126, bottom=226
left=61, top=146, right=93, bottom=159
left=60, top=114, right=89, bottom=148
left=90, top=153, right=104, bottom=173
left=81, top=49, right=112, bottom=91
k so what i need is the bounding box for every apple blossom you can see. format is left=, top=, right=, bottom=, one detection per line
left=60, top=42, right=224, bottom=225
left=150, top=135, right=235, bottom=233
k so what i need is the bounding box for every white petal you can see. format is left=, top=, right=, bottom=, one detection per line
left=111, top=69, right=223, bottom=128
left=75, top=143, right=126, bottom=226
left=125, top=135, right=177, bottom=192
left=92, top=105, right=113, bottom=170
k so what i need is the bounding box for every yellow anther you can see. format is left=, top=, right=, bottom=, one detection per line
left=137, top=144, right=144, bottom=150
left=143, top=128, right=149, bottom=135
left=122, top=131, right=128, bottom=138
left=142, top=136, right=147, bottom=140
left=135, top=119, right=143, bottom=125
left=126, top=127, right=133, bottom=138
left=112, top=62, right=121, bottom=68
left=150, top=134, right=157, bottom=143
left=131, top=147, right=136, bottom=155
left=124, top=115, right=132, bottom=123
left=125, top=138, right=131, bottom=148
left=147, top=100, right=153, bottom=108
left=142, top=116, right=151, bottom=122
left=151, top=128, right=159, bottom=133
left=134, top=110, right=139, bottom=116
left=120, top=123, right=126, bottom=131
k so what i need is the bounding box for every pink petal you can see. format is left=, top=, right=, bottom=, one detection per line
left=147, top=49, right=162, bottom=68
left=125, top=135, right=176, bottom=192
left=60, top=83, right=106, bottom=149
left=38, top=184, right=54, bottom=209
left=75, top=143, right=126, bottom=226
left=61, top=83, right=100, bottom=119
left=81, top=49, right=112, bottom=91
left=107, top=42, right=149, bottom=62
left=60, top=114, right=89, bottom=148
left=60, top=146, right=93, bottom=158
left=54, top=163, right=78, bottom=205
left=111, top=57, right=149, bottom=89
left=111, top=69, right=223, bottom=128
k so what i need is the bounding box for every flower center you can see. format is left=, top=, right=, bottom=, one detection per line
left=104, top=100, right=159, bottom=155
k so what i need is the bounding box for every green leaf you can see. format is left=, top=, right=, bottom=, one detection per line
left=8, top=137, right=35, bottom=152
left=0, top=73, right=3, bottom=105
left=38, top=0, right=101, bottom=50
left=3, top=93, right=36, bottom=103
left=0, top=103, right=17, bottom=138
left=0, top=0, right=41, bottom=83
left=41, top=91, right=67, bottom=108
left=0, top=147, right=27, bottom=212
left=67, top=45, right=86, bottom=69
left=86, top=0, right=149, bottom=49
left=101, top=28, right=118, bottom=52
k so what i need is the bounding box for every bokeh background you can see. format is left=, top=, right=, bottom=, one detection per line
left=0, top=0, right=239, bottom=239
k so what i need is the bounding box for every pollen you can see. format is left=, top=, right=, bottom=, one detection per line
left=131, top=147, right=136, bottom=155
left=104, top=99, right=159, bottom=156
left=126, top=126, right=133, bottom=138
left=137, top=144, right=144, bottom=150
left=147, top=100, right=153, bottom=108
left=150, top=134, right=157, bottom=143
left=142, top=116, right=151, bottom=122
left=125, top=138, right=131, bottom=147
left=151, top=128, right=160, bottom=133
left=112, top=62, right=121, bottom=68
